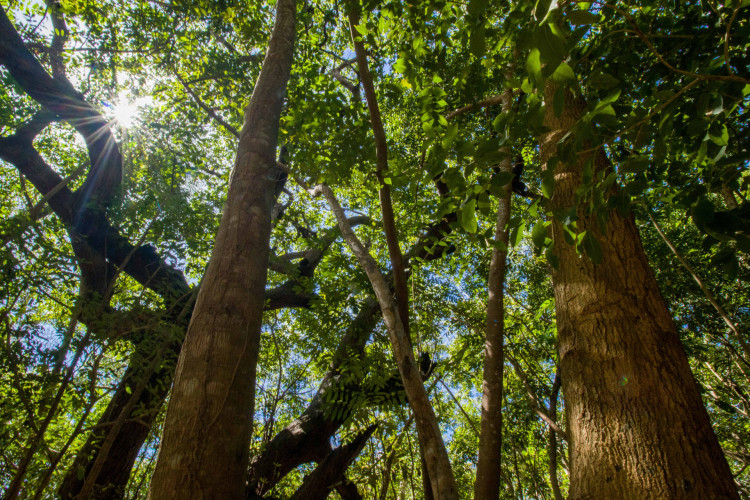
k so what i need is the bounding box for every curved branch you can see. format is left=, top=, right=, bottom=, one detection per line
left=0, top=7, right=123, bottom=212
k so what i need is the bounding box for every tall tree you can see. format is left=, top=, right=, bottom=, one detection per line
left=540, top=81, right=739, bottom=498
left=473, top=86, right=513, bottom=500
left=148, top=0, right=297, bottom=497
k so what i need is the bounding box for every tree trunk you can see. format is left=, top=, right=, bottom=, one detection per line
left=59, top=334, right=179, bottom=500
left=474, top=88, right=513, bottom=500
left=147, top=2, right=296, bottom=498
left=540, top=83, right=739, bottom=499
left=288, top=425, right=376, bottom=500
left=317, top=185, right=459, bottom=500
left=547, top=371, right=563, bottom=500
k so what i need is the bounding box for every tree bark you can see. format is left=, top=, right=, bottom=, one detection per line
left=474, top=88, right=513, bottom=500
left=288, top=425, right=376, bottom=500
left=540, top=83, right=739, bottom=498
left=247, top=203, right=459, bottom=497
left=0, top=6, right=122, bottom=211
left=548, top=371, right=563, bottom=500
left=316, top=185, right=459, bottom=500
left=348, top=9, right=410, bottom=340
left=247, top=298, right=380, bottom=497
left=147, top=1, right=296, bottom=498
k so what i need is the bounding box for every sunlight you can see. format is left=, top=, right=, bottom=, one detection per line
left=112, top=99, right=138, bottom=128
left=109, top=93, right=152, bottom=129
left=112, top=100, right=139, bottom=128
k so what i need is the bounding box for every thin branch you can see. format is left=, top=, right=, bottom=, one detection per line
left=439, top=378, right=479, bottom=436
left=312, top=183, right=458, bottom=498
left=331, top=57, right=359, bottom=96
left=507, top=353, right=569, bottom=441
left=0, top=6, right=123, bottom=209
left=175, top=72, right=240, bottom=138
left=446, top=94, right=505, bottom=120
left=646, top=206, right=750, bottom=363
left=600, top=2, right=749, bottom=84
left=724, top=4, right=741, bottom=76
left=348, top=9, right=410, bottom=339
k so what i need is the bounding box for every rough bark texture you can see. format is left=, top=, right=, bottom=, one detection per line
left=147, top=2, right=296, bottom=498
left=318, top=185, right=459, bottom=500
left=540, top=83, right=738, bottom=499
left=474, top=88, right=513, bottom=500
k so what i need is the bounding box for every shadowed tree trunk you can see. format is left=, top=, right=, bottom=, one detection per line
left=474, top=87, right=513, bottom=500
left=147, top=1, right=297, bottom=498
left=540, top=83, right=739, bottom=499
left=288, top=425, right=377, bottom=500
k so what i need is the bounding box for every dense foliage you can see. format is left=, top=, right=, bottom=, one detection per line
left=1, top=0, right=749, bottom=497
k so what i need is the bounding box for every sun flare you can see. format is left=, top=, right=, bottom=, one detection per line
left=112, top=100, right=139, bottom=128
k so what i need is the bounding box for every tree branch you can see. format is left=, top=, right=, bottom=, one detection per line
left=0, top=6, right=123, bottom=211
left=289, top=425, right=377, bottom=500
left=175, top=72, right=241, bottom=138
left=348, top=9, right=410, bottom=339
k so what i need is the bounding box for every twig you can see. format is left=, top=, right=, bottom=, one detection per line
left=175, top=72, right=240, bottom=138
left=645, top=206, right=750, bottom=363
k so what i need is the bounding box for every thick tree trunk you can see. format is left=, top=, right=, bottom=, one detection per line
left=474, top=88, right=513, bottom=500
left=147, top=2, right=296, bottom=498
left=540, top=84, right=739, bottom=498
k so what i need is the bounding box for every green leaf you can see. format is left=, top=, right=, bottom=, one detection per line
left=490, top=171, right=514, bottom=196
left=553, top=85, right=565, bottom=116
left=470, top=24, right=486, bottom=57
left=545, top=245, right=559, bottom=269
left=468, top=0, right=488, bottom=18
left=532, top=222, right=547, bottom=249
left=533, top=25, right=565, bottom=70
left=460, top=199, right=478, bottom=233
left=567, top=9, right=600, bottom=25
left=550, top=62, right=576, bottom=84
left=442, top=122, right=459, bottom=148
left=541, top=170, right=556, bottom=198
left=708, top=123, right=729, bottom=146
left=691, top=198, right=715, bottom=229
left=526, top=49, right=544, bottom=88
left=588, top=73, right=619, bottom=90
left=393, top=58, right=407, bottom=74
left=534, top=0, right=553, bottom=21
left=583, top=233, right=603, bottom=264
left=511, top=223, right=525, bottom=247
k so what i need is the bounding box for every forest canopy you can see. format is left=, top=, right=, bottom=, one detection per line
left=0, top=0, right=749, bottom=498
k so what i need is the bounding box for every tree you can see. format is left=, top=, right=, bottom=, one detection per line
left=147, top=0, right=297, bottom=497
left=0, top=0, right=749, bottom=498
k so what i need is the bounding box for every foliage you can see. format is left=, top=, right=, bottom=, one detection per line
left=0, top=0, right=749, bottom=498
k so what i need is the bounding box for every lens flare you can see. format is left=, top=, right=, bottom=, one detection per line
left=112, top=100, right=139, bottom=128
